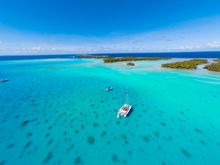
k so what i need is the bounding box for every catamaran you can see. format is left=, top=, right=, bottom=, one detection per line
left=117, top=104, right=132, bottom=118
left=105, top=87, right=113, bottom=91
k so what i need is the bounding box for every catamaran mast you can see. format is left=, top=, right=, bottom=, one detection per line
left=125, top=86, right=129, bottom=103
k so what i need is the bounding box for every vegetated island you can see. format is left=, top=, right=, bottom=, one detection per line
left=103, top=56, right=171, bottom=63
left=204, top=59, right=220, bottom=72
left=161, top=59, right=208, bottom=69
left=127, top=62, right=135, bottom=66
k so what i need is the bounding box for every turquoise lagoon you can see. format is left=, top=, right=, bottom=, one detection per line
left=0, top=58, right=220, bottom=165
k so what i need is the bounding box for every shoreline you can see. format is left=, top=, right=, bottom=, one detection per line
left=1, top=56, right=219, bottom=73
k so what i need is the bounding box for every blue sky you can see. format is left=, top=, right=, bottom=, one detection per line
left=0, top=0, right=220, bottom=54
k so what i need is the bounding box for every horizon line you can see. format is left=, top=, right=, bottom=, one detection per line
left=0, top=50, right=220, bottom=56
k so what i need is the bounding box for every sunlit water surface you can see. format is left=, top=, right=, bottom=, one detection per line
left=0, top=58, right=220, bottom=165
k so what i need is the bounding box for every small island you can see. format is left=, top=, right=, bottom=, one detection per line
left=161, top=59, right=208, bottom=69
left=127, top=62, right=135, bottom=66
left=103, top=56, right=171, bottom=63
left=204, top=59, right=220, bottom=72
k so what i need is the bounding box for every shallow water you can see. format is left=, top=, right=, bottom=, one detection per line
left=0, top=59, right=220, bottom=165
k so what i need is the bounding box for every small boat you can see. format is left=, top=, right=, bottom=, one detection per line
left=0, top=79, right=9, bottom=83
left=117, top=104, right=132, bottom=118
left=105, top=87, right=113, bottom=91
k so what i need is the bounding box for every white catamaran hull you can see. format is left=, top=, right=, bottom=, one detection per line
left=117, top=104, right=132, bottom=118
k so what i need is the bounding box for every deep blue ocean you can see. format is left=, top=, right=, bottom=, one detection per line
left=96, top=51, right=220, bottom=58
left=0, top=54, right=76, bottom=61
left=0, top=51, right=220, bottom=61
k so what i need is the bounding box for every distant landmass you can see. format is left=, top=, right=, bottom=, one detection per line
left=0, top=51, right=220, bottom=61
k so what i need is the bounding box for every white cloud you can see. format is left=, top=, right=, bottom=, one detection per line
left=207, top=41, right=220, bottom=48
left=0, top=16, right=220, bottom=55
left=31, top=46, right=41, bottom=51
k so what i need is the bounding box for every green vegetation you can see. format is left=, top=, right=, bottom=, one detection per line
left=127, top=62, right=135, bottom=66
left=103, top=56, right=171, bottom=63
left=161, top=59, right=208, bottom=69
left=204, top=59, right=220, bottom=72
